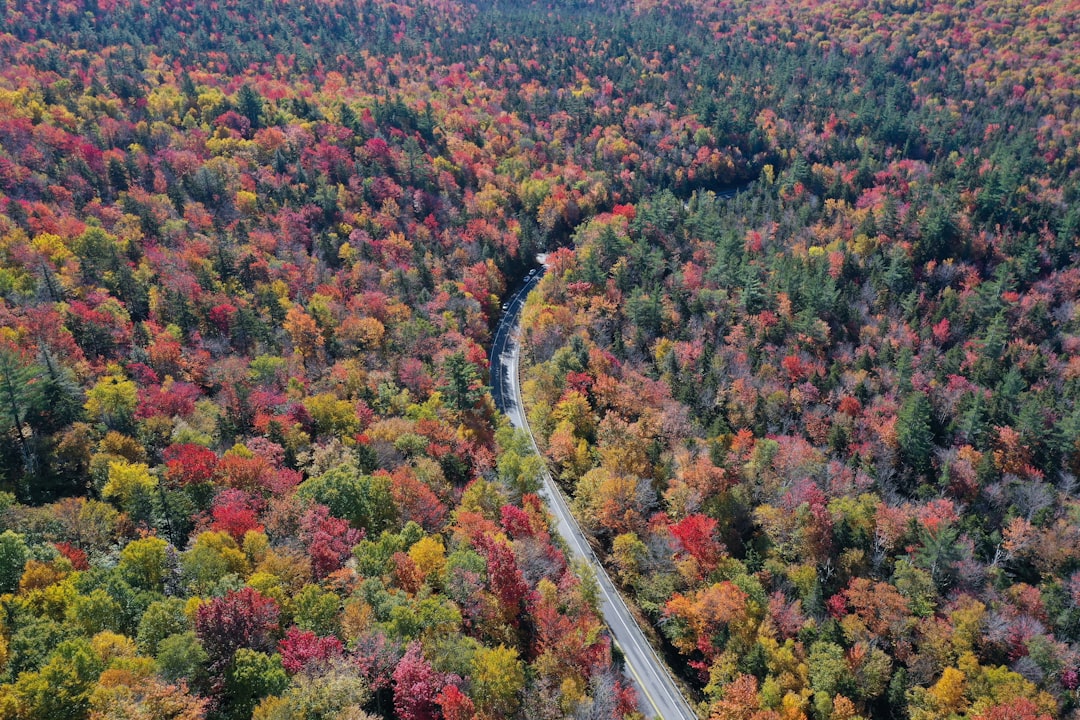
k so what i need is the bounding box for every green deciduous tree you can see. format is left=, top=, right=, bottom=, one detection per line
left=67, top=588, right=123, bottom=636
left=297, top=461, right=397, bottom=533
left=137, top=599, right=190, bottom=655
left=292, top=584, right=341, bottom=637
left=224, top=649, right=288, bottom=720
left=10, top=638, right=105, bottom=720
left=0, top=530, right=30, bottom=594
left=156, top=632, right=208, bottom=686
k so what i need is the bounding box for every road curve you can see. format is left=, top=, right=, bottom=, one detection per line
left=489, top=270, right=699, bottom=720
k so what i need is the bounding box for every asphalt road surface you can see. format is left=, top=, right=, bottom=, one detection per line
left=489, top=269, right=699, bottom=720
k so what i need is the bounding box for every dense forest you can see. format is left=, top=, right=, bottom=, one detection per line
left=0, top=0, right=1077, bottom=718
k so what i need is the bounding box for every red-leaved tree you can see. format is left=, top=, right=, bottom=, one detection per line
left=669, top=513, right=724, bottom=575
left=209, top=488, right=264, bottom=541
left=278, top=626, right=344, bottom=674
left=195, top=587, right=280, bottom=672
left=474, top=534, right=531, bottom=626
left=436, top=684, right=475, bottom=720
left=393, top=642, right=453, bottom=720
left=299, top=504, right=361, bottom=578
left=164, top=443, right=218, bottom=486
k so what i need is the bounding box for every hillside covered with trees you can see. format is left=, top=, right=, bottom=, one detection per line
left=0, top=0, right=1077, bottom=718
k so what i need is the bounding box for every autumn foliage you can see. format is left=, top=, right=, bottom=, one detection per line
left=0, top=0, right=1076, bottom=717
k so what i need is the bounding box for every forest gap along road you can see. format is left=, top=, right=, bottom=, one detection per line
left=489, top=269, right=700, bottom=720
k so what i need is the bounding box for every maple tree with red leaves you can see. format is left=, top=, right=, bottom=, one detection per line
left=277, top=626, right=344, bottom=674
left=164, top=444, right=218, bottom=486
left=195, top=587, right=281, bottom=668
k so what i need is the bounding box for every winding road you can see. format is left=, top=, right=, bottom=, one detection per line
left=489, top=270, right=699, bottom=720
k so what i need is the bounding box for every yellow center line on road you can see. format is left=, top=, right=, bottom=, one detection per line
left=617, top=641, right=664, bottom=717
